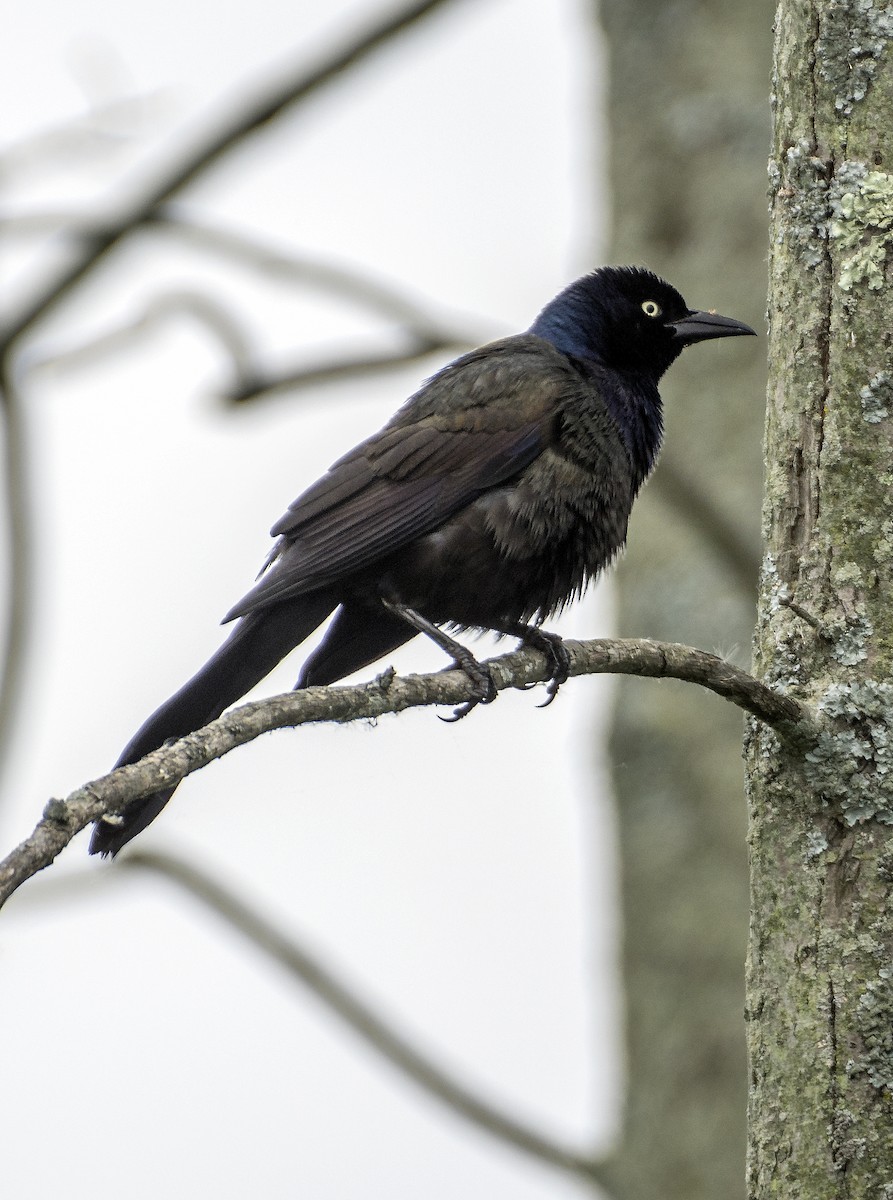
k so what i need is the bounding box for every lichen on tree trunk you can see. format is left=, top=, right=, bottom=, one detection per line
left=748, top=1, right=893, bottom=1195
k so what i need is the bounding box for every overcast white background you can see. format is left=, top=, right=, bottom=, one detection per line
left=0, top=2, right=623, bottom=1196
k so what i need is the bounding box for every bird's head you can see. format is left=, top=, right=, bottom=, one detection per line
left=529, top=266, right=756, bottom=379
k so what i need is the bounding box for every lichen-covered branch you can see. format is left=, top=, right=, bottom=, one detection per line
left=0, top=637, right=817, bottom=910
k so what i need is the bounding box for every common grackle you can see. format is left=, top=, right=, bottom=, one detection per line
left=90, top=266, right=755, bottom=855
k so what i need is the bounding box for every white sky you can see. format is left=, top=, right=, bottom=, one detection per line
left=0, top=3, right=623, bottom=1197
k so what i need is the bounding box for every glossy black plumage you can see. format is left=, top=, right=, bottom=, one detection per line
left=90, top=267, right=754, bottom=855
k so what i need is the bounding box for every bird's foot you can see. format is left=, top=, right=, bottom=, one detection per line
left=513, top=625, right=570, bottom=708
left=438, top=649, right=497, bottom=723
left=379, top=597, right=497, bottom=721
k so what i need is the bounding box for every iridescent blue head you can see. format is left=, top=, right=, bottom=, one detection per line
left=529, top=266, right=755, bottom=379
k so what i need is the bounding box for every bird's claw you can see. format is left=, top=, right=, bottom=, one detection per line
left=438, top=655, right=497, bottom=722
left=524, top=629, right=571, bottom=709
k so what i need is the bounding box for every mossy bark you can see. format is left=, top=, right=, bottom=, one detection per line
left=748, top=1, right=893, bottom=1195
left=596, top=2, right=772, bottom=1197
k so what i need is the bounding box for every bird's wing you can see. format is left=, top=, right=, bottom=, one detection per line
left=225, top=337, right=574, bottom=619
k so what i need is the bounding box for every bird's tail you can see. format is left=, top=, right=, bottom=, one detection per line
left=89, top=592, right=338, bottom=857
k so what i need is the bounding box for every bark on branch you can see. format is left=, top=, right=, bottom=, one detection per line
left=0, top=637, right=818, bottom=909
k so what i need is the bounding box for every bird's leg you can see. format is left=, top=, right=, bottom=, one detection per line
left=380, top=598, right=497, bottom=720
left=495, top=621, right=571, bottom=708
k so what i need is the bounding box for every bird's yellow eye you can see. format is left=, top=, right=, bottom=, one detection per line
left=641, top=300, right=662, bottom=318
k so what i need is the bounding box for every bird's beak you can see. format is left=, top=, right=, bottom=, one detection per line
left=669, top=310, right=757, bottom=344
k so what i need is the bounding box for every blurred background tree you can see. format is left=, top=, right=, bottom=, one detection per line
left=598, top=2, right=771, bottom=1197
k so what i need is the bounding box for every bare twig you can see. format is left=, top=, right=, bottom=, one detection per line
left=0, top=212, right=78, bottom=235
left=0, top=637, right=818, bottom=908
left=151, top=211, right=480, bottom=401
left=0, top=361, right=30, bottom=778
left=20, top=219, right=479, bottom=401
left=777, top=585, right=828, bottom=635
left=221, top=339, right=465, bottom=404
left=27, top=289, right=259, bottom=385
left=151, top=210, right=486, bottom=343
left=118, top=849, right=610, bottom=1186
left=0, top=0, right=470, bottom=356
left=0, top=209, right=485, bottom=355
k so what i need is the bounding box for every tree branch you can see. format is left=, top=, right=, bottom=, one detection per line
left=0, top=0, right=469, bottom=356
left=119, top=849, right=611, bottom=1186
left=0, top=362, right=32, bottom=785
left=20, top=216, right=479, bottom=402
left=27, top=289, right=259, bottom=384
left=0, top=209, right=486, bottom=360
left=220, top=340, right=466, bottom=404
left=0, top=0, right=470, bottom=805
left=0, top=637, right=818, bottom=909
left=150, top=210, right=486, bottom=344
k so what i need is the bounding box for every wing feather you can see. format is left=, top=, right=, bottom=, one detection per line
left=225, top=337, right=576, bottom=620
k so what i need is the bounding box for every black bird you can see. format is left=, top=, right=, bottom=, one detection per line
left=90, top=267, right=754, bottom=856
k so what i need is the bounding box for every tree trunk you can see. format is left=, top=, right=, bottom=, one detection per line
left=596, top=1, right=773, bottom=1196
left=747, top=1, right=893, bottom=1194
